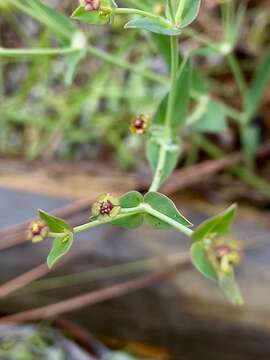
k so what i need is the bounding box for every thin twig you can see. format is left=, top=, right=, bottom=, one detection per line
left=0, top=260, right=189, bottom=324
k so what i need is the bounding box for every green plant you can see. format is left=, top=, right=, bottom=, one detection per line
left=10, top=0, right=252, bottom=305
left=2, top=0, right=269, bottom=305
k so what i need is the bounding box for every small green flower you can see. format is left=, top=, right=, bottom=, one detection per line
left=91, top=193, right=120, bottom=221
left=207, top=239, right=241, bottom=275
left=27, top=220, right=48, bottom=243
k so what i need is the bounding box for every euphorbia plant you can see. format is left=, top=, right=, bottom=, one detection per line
left=25, top=0, right=245, bottom=305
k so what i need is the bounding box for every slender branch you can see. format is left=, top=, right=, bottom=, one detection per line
left=227, top=53, right=248, bottom=102
left=143, top=204, right=193, bottom=237
left=0, top=47, right=78, bottom=57
left=149, top=36, right=179, bottom=192
left=115, top=8, right=170, bottom=27
left=0, top=259, right=189, bottom=324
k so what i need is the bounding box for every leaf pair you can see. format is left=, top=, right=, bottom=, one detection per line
left=112, top=191, right=192, bottom=230
left=39, top=210, right=73, bottom=269
left=190, top=204, right=243, bottom=305
left=126, top=0, right=201, bottom=35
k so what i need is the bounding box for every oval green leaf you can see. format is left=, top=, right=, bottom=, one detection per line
left=144, top=192, right=192, bottom=229
left=111, top=191, right=144, bottom=229
left=125, top=18, right=181, bottom=36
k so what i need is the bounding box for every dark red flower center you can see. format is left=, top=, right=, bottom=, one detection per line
left=100, top=200, right=114, bottom=215
left=134, top=118, right=145, bottom=130
left=215, top=245, right=231, bottom=260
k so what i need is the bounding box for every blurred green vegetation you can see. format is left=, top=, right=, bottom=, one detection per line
left=0, top=0, right=270, bottom=173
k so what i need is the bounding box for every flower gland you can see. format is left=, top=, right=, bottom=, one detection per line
left=91, top=193, right=120, bottom=221
left=99, top=5, right=112, bottom=18
left=27, top=220, right=48, bottom=243
left=80, top=0, right=100, bottom=11
left=214, top=241, right=241, bottom=275
left=129, top=115, right=150, bottom=135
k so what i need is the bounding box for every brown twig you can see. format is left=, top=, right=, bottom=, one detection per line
left=0, top=260, right=189, bottom=324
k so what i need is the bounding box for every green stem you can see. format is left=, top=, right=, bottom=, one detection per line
left=143, top=204, right=193, bottom=237
left=0, top=47, right=78, bottom=57
left=49, top=202, right=194, bottom=240
left=149, top=36, right=179, bottom=192
left=115, top=8, right=170, bottom=27
left=227, top=53, right=248, bottom=103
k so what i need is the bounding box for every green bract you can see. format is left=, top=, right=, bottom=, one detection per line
left=71, top=0, right=116, bottom=25
left=38, top=210, right=74, bottom=268
left=191, top=242, right=218, bottom=282
left=47, top=233, right=74, bottom=269
left=192, top=204, right=237, bottom=242
left=39, top=209, right=73, bottom=234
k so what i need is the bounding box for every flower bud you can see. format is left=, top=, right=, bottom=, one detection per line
left=80, top=0, right=100, bottom=11
left=27, top=220, right=48, bottom=243
left=91, top=193, right=120, bottom=221
left=129, top=115, right=150, bottom=135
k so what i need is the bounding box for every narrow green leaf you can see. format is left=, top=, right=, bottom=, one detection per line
left=39, top=209, right=73, bottom=233
left=245, top=48, right=270, bottom=121
left=146, top=137, right=181, bottom=185
left=192, top=204, right=237, bottom=242
left=47, top=233, right=73, bottom=268
left=111, top=191, right=144, bottom=229
left=191, top=242, right=218, bottom=281
left=144, top=192, right=192, bottom=229
left=125, top=18, right=181, bottom=36
left=180, top=0, right=201, bottom=28
left=153, top=60, right=192, bottom=129
left=21, top=0, right=74, bottom=40
left=219, top=273, right=244, bottom=305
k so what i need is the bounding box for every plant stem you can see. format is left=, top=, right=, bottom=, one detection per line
left=115, top=8, right=170, bottom=27
left=149, top=36, right=179, bottom=192
left=0, top=47, right=78, bottom=57
left=227, top=53, right=248, bottom=103
left=143, top=204, right=193, bottom=237
left=49, top=201, right=193, bottom=240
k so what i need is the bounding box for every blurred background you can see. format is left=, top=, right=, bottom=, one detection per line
left=0, top=0, right=270, bottom=359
